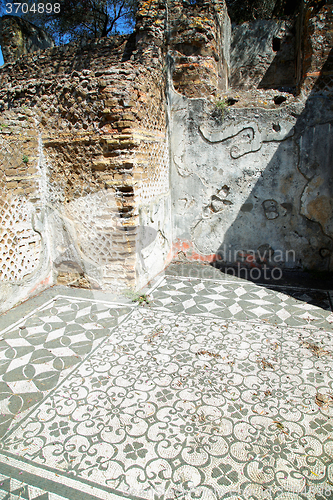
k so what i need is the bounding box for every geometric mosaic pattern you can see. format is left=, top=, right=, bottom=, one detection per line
left=64, top=191, right=119, bottom=266
left=0, top=473, right=66, bottom=500
left=0, top=296, right=131, bottom=438
left=0, top=196, right=42, bottom=282
left=134, top=81, right=169, bottom=205
left=149, top=276, right=333, bottom=330
left=0, top=275, right=333, bottom=500
left=0, top=134, right=42, bottom=283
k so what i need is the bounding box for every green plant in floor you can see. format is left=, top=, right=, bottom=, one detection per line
left=22, top=154, right=29, bottom=164
left=124, top=289, right=150, bottom=305
left=135, top=293, right=150, bottom=305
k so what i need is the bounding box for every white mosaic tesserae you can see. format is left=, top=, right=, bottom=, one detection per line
left=0, top=274, right=332, bottom=500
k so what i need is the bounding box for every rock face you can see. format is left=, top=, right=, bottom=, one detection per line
left=0, top=15, right=54, bottom=63
left=230, top=20, right=296, bottom=91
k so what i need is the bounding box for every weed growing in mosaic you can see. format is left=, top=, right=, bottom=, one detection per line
left=124, top=289, right=150, bottom=305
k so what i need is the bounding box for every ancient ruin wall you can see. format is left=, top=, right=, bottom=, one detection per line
left=136, top=0, right=231, bottom=98
left=0, top=15, right=54, bottom=64
left=170, top=3, right=333, bottom=273
left=0, top=33, right=171, bottom=312
left=230, top=19, right=296, bottom=91
left=0, top=0, right=332, bottom=312
left=0, top=0, right=234, bottom=312
left=298, top=3, right=333, bottom=95
left=170, top=91, right=333, bottom=272
left=167, top=0, right=231, bottom=97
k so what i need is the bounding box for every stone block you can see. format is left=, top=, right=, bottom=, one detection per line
left=116, top=121, right=135, bottom=129
left=106, top=139, right=120, bottom=149
left=92, top=159, right=110, bottom=171
left=112, top=134, right=133, bottom=140
left=105, top=99, right=119, bottom=107
left=119, top=139, right=140, bottom=148
left=122, top=113, right=135, bottom=121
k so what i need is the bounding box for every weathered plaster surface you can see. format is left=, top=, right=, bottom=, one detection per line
left=170, top=89, right=333, bottom=271
left=298, top=120, right=333, bottom=239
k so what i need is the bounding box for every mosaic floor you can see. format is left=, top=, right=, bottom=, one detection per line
left=0, top=271, right=333, bottom=500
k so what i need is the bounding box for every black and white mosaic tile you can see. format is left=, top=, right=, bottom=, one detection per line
left=0, top=295, right=131, bottom=438
left=0, top=277, right=333, bottom=500
left=148, top=277, right=333, bottom=329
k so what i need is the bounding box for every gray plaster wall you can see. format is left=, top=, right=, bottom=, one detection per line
left=170, top=89, right=333, bottom=271
left=136, top=194, right=173, bottom=289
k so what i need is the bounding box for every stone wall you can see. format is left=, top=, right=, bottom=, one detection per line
left=0, top=106, right=51, bottom=310
left=135, top=0, right=231, bottom=98
left=0, top=35, right=135, bottom=83
left=169, top=2, right=333, bottom=274
left=167, top=0, right=231, bottom=97
left=230, top=19, right=296, bottom=92
left=169, top=88, right=333, bottom=272
left=0, top=15, right=54, bottom=64
left=299, top=3, right=333, bottom=95
left=0, top=0, right=233, bottom=312
left=0, top=27, right=171, bottom=312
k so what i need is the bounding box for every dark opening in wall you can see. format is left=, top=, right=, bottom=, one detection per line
left=272, top=37, right=281, bottom=52
left=274, top=95, right=287, bottom=105
left=116, top=186, right=134, bottom=197
left=227, top=97, right=238, bottom=105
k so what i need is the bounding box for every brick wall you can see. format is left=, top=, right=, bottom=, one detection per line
left=0, top=22, right=170, bottom=311
left=135, top=0, right=231, bottom=98
left=299, top=4, right=333, bottom=95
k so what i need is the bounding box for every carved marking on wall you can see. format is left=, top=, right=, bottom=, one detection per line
left=202, top=186, right=233, bottom=217
left=174, top=154, right=191, bottom=177
left=263, top=199, right=279, bottom=220
left=199, top=120, right=295, bottom=158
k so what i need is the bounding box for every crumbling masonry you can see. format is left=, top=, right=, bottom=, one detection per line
left=0, top=0, right=332, bottom=312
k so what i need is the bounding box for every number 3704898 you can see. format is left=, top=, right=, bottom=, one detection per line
left=6, top=3, right=60, bottom=14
